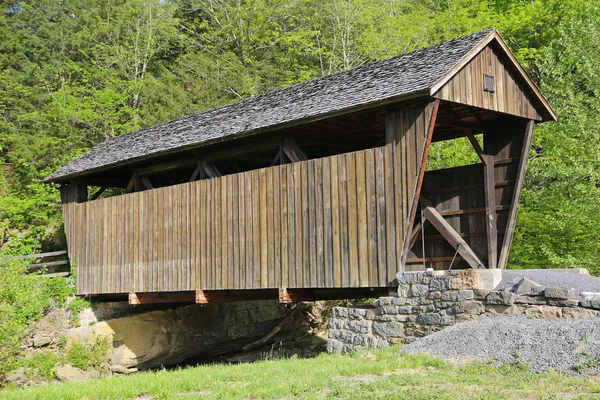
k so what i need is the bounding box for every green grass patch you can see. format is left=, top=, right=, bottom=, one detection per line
left=1, top=347, right=599, bottom=400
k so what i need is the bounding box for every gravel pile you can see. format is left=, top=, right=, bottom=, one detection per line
left=403, top=315, right=600, bottom=374
left=498, top=270, right=600, bottom=301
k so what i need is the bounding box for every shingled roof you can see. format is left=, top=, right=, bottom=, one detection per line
left=47, top=29, right=499, bottom=183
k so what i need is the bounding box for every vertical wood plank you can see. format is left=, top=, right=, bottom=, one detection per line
left=330, top=157, right=342, bottom=287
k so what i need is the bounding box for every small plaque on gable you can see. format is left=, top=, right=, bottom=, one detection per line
left=484, top=74, right=495, bottom=93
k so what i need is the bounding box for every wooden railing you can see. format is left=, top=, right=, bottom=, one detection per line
left=0, top=250, right=70, bottom=277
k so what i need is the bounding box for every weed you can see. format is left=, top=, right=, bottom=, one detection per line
left=68, top=297, right=91, bottom=327
left=19, top=352, right=60, bottom=381
left=66, top=336, right=111, bottom=371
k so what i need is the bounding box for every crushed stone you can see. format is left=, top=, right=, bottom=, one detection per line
left=403, top=315, right=600, bottom=374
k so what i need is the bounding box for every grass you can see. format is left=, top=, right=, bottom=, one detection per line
left=1, top=347, right=599, bottom=400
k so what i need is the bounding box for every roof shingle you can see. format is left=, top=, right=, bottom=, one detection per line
left=46, top=29, right=494, bottom=183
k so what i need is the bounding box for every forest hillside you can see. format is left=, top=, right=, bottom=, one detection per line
left=0, top=0, right=598, bottom=273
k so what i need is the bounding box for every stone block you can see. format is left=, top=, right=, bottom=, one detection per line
left=435, top=301, right=457, bottom=309
left=374, top=297, right=394, bottom=307
left=413, top=305, right=435, bottom=313
left=562, top=308, right=598, bottom=319
left=458, top=290, right=475, bottom=301
left=411, top=284, right=430, bottom=297
left=525, top=305, right=562, bottom=318
left=446, top=305, right=464, bottom=315
left=346, top=320, right=371, bottom=334
left=486, top=291, right=516, bottom=305
left=383, top=306, right=399, bottom=315
left=427, top=291, right=442, bottom=300
left=429, top=276, right=451, bottom=291
left=397, top=284, right=411, bottom=298
left=372, top=322, right=405, bottom=338
left=580, top=293, right=600, bottom=310
left=326, top=339, right=344, bottom=353
left=329, top=329, right=354, bottom=343
left=547, top=299, right=579, bottom=307
left=477, top=269, right=503, bottom=291
left=514, top=295, right=547, bottom=305
left=440, top=316, right=455, bottom=325
left=353, top=334, right=373, bottom=346
left=580, top=299, right=600, bottom=310
left=329, top=318, right=345, bottom=330
left=463, top=300, right=485, bottom=315
left=33, top=335, right=52, bottom=348
left=449, top=269, right=484, bottom=290
left=416, top=313, right=442, bottom=325
left=397, top=272, right=424, bottom=285
left=582, top=292, right=600, bottom=301
left=544, top=287, right=575, bottom=300
left=348, top=307, right=370, bottom=319
left=513, top=277, right=545, bottom=296
left=474, top=289, right=489, bottom=300
left=332, top=307, right=348, bottom=318
left=440, top=291, right=459, bottom=302
left=486, top=304, right=523, bottom=315
left=398, top=306, right=413, bottom=315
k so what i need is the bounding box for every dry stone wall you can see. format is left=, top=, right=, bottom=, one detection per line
left=327, top=270, right=600, bottom=353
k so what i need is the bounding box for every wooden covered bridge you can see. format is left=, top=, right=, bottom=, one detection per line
left=46, top=29, right=556, bottom=304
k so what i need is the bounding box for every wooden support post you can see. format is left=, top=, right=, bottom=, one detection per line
left=270, top=151, right=280, bottom=166
left=497, top=121, right=535, bottom=269
left=202, top=161, right=222, bottom=178
left=189, top=162, right=204, bottom=182
left=126, top=173, right=137, bottom=193
left=279, top=288, right=293, bottom=303
left=484, top=152, right=497, bottom=269
left=140, top=176, right=154, bottom=190
left=76, top=183, right=88, bottom=203
left=401, top=100, right=440, bottom=270
left=422, top=206, right=484, bottom=269
left=282, top=137, right=308, bottom=162
left=195, top=290, right=208, bottom=304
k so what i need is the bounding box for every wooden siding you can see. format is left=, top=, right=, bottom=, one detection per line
left=433, top=43, right=543, bottom=121
left=61, top=152, right=396, bottom=294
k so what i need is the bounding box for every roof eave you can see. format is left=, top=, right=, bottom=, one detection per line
left=45, top=89, right=433, bottom=184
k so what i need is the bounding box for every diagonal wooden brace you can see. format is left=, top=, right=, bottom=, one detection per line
left=422, top=206, right=485, bottom=269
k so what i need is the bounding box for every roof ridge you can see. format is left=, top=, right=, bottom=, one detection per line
left=45, top=29, right=495, bottom=183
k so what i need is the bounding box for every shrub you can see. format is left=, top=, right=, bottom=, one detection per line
left=0, top=261, right=50, bottom=380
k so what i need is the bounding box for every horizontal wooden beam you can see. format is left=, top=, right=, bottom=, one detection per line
left=0, top=250, right=67, bottom=262
left=423, top=180, right=514, bottom=196
left=129, top=292, right=196, bottom=305
left=125, top=287, right=389, bottom=305
left=28, top=260, right=69, bottom=270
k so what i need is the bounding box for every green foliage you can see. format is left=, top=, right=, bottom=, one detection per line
left=2, top=347, right=599, bottom=399
left=0, top=257, right=77, bottom=380
left=66, top=336, right=110, bottom=372
left=68, top=297, right=91, bottom=327
left=42, top=275, right=76, bottom=308
left=0, top=0, right=597, bottom=314
left=0, top=261, right=50, bottom=380
left=19, top=352, right=61, bottom=382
